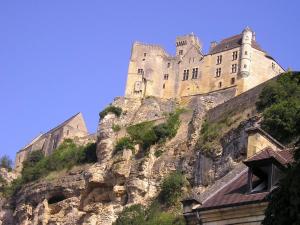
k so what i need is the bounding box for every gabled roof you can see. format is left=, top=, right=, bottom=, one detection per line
left=209, top=34, right=264, bottom=55
left=244, top=147, right=293, bottom=167
left=195, top=148, right=293, bottom=211
left=18, top=112, right=83, bottom=152
left=41, top=112, right=82, bottom=137
left=198, top=169, right=268, bottom=211
left=246, top=127, right=285, bottom=150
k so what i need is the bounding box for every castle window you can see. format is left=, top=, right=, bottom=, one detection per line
left=164, top=74, right=169, bottom=80
left=192, top=68, right=198, bottom=79
left=137, top=68, right=144, bottom=75
left=167, top=62, right=170, bottom=68
left=179, top=50, right=183, bottom=55
left=216, top=68, right=221, bottom=77
left=217, top=55, right=222, bottom=65
left=245, top=51, right=248, bottom=55
left=272, top=62, right=275, bottom=69
left=232, top=64, right=237, bottom=73
left=163, top=83, right=165, bottom=89
left=67, top=130, right=69, bottom=136
left=244, top=64, right=247, bottom=69
left=144, top=53, right=147, bottom=57
left=232, top=51, right=238, bottom=60
left=231, top=77, right=235, bottom=85
left=219, top=82, right=222, bottom=88
left=183, top=69, right=189, bottom=80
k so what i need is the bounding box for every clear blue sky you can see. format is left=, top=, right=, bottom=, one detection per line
left=0, top=0, right=299, bottom=163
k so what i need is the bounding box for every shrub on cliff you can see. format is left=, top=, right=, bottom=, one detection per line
left=125, top=109, right=183, bottom=152
left=99, top=105, right=122, bottom=119
left=115, top=137, right=135, bottom=153
left=113, top=202, right=185, bottom=225
left=2, top=140, right=98, bottom=197
left=256, top=71, right=300, bottom=143
left=0, top=155, right=13, bottom=171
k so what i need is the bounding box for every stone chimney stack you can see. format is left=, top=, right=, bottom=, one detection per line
left=210, top=41, right=218, bottom=51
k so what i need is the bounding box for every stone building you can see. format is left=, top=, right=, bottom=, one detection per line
left=15, top=113, right=94, bottom=173
left=182, top=128, right=293, bottom=225
left=125, top=27, right=284, bottom=100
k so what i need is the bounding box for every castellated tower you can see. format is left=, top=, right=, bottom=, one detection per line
left=125, top=28, right=285, bottom=100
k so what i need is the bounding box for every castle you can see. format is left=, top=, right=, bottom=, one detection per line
left=125, top=27, right=284, bottom=100
left=15, top=113, right=95, bottom=172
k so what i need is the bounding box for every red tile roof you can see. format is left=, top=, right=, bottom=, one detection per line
left=197, top=148, right=293, bottom=211
left=244, top=148, right=293, bottom=166
left=199, top=170, right=268, bottom=211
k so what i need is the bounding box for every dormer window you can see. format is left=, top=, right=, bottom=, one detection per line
left=244, top=149, right=286, bottom=194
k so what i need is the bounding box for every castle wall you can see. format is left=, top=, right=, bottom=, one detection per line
left=238, top=49, right=284, bottom=94
left=124, top=30, right=284, bottom=101
left=206, top=47, right=240, bottom=92
left=206, top=76, right=280, bottom=123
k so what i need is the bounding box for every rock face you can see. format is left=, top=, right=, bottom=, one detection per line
left=0, top=95, right=256, bottom=225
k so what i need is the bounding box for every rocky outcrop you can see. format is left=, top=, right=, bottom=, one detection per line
left=0, top=94, right=259, bottom=224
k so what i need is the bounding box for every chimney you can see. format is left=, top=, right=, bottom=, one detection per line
left=210, top=41, right=218, bottom=51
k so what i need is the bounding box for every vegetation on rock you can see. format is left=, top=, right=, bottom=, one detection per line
left=113, top=171, right=187, bottom=225
left=0, top=155, right=13, bottom=171
left=197, top=114, right=240, bottom=156
left=159, top=171, right=187, bottom=207
left=1, top=139, right=97, bottom=197
left=256, top=71, right=300, bottom=144
left=100, top=105, right=123, bottom=119
left=112, top=123, right=121, bottom=132
left=260, top=72, right=300, bottom=224
left=123, top=109, right=183, bottom=152
left=115, top=136, right=135, bottom=153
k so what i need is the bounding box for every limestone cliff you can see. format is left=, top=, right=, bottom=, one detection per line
left=0, top=92, right=258, bottom=225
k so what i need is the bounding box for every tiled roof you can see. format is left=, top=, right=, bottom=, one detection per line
left=244, top=147, right=293, bottom=166
left=197, top=148, right=293, bottom=211
left=199, top=170, right=268, bottom=211
left=209, top=34, right=264, bottom=54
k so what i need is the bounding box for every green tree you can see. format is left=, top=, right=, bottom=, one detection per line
left=256, top=72, right=300, bottom=144
left=0, top=155, right=13, bottom=171
left=263, top=145, right=300, bottom=225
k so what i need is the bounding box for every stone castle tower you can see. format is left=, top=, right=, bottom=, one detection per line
left=125, top=27, right=284, bottom=100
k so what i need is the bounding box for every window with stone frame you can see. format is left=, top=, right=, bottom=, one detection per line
left=164, top=74, right=169, bottom=80
left=219, top=81, right=222, bottom=88
left=231, top=77, right=235, bottom=85
left=232, top=51, right=238, bottom=60
left=232, top=64, right=237, bottom=73
left=179, top=50, right=183, bottom=55
left=272, top=62, right=275, bottom=69
left=192, top=68, right=199, bottom=79
left=183, top=69, right=189, bottom=80
left=216, top=68, right=221, bottom=77
left=217, top=55, right=222, bottom=65
left=137, top=68, right=144, bottom=75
